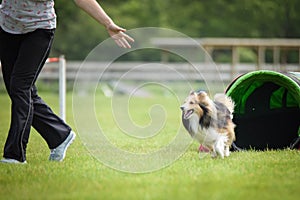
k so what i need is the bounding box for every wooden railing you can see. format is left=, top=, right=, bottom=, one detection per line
left=151, top=37, right=300, bottom=78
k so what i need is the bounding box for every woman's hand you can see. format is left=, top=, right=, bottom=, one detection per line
left=106, top=23, right=134, bottom=48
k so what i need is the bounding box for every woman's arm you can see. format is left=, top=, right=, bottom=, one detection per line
left=73, top=0, right=134, bottom=48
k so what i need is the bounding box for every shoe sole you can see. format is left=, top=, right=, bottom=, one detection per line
left=60, top=131, right=76, bottom=161
left=0, top=158, right=27, bottom=164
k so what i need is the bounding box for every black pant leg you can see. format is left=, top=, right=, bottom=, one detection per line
left=31, top=85, right=71, bottom=149
left=0, top=29, right=30, bottom=162
left=0, top=29, right=71, bottom=161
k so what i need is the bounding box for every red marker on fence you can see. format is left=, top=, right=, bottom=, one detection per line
left=46, top=57, right=60, bottom=63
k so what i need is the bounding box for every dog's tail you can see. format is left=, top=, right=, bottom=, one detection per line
left=214, top=93, right=235, bottom=115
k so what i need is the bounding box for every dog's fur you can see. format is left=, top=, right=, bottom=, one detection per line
left=180, top=91, right=236, bottom=158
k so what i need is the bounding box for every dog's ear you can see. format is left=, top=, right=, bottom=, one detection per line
left=197, top=91, right=212, bottom=108
left=197, top=91, right=207, bottom=99
left=189, top=90, right=194, bottom=95
left=195, top=89, right=205, bottom=94
left=197, top=90, right=207, bottom=94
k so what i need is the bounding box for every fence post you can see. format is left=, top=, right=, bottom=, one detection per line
left=59, top=55, right=66, bottom=121
left=232, top=46, right=239, bottom=78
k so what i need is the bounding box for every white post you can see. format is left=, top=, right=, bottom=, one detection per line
left=232, top=46, right=239, bottom=78
left=273, top=47, right=280, bottom=71
left=59, top=55, right=66, bottom=121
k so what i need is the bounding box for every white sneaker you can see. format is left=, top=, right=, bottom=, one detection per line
left=49, top=131, right=76, bottom=162
left=0, top=158, right=27, bottom=164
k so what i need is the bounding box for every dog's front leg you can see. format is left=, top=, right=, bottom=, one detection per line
left=215, top=139, right=225, bottom=159
left=210, top=147, right=217, bottom=158
left=224, top=145, right=230, bottom=157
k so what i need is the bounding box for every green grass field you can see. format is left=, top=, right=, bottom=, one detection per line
left=0, top=92, right=299, bottom=200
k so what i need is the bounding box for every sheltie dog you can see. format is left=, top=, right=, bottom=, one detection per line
left=180, top=91, right=236, bottom=158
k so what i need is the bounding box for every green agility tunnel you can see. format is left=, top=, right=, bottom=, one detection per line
left=226, top=70, right=300, bottom=150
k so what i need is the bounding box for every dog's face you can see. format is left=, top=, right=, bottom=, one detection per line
left=180, top=91, right=210, bottom=120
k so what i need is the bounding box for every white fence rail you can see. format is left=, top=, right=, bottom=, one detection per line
left=37, top=61, right=299, bottom=82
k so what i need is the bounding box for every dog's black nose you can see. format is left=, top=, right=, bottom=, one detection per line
left=180, top=106, right=184, bottom=111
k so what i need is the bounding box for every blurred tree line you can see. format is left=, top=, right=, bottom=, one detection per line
left=51, top=0, right=300, bottom=61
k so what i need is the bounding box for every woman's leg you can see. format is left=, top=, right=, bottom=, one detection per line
left=0, top=29, right=71, bottom=162
left=31, top=85, right=71, bottom=149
